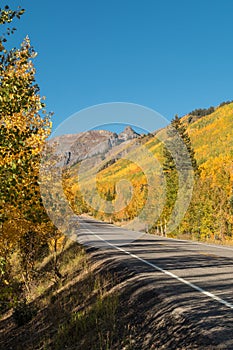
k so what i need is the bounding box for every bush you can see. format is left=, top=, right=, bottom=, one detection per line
left=12, top=299, right=37, bottom=326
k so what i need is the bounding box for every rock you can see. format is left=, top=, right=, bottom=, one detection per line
left=49, top=126, right=140, bottom=167
left=118, top=126, right=140, bottom=141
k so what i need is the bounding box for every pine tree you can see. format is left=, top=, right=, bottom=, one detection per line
left=164, top=115, right=199, bottom=175
left=160, top=115, right=199, bottom=235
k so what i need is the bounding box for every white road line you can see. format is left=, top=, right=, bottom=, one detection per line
left=81, top=225, right=233, bottom=310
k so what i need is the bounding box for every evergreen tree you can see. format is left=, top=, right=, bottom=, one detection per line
left=164, top=115, right=199, bottom=175
left=160, top=115, right=199, bottom=235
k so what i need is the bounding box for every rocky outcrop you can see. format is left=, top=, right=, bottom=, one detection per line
left=118, top=126, right=140, bottom=141
left=50, top=127, right=140, bottom=167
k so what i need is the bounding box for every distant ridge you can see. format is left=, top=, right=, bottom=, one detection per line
left=50, top=126, right=141, bottom=166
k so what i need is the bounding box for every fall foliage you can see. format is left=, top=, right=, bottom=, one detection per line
left=65, top=103, right=233, bottom=242
left=0, top=5, right=65, bottom=311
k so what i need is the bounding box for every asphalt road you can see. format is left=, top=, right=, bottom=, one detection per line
left=76, top=215, right=233, bottom=348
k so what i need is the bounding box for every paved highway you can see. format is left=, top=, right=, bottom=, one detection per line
left=76, top=215, right=233, bottom=348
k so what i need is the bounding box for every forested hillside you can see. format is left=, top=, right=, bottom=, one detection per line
left=65, top=102, right=233, bottom=243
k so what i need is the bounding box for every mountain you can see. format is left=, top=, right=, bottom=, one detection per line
left=118, top=126, right=140, bottom=141
left=50, top=126, right=141, bottom=166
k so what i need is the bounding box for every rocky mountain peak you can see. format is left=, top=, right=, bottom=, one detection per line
left=118, top=126, right=140, bottom=141
left=50, top=126, right=141, bottom=167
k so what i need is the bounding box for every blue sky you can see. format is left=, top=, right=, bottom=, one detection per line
left=5, top=0, right=233, bottom=133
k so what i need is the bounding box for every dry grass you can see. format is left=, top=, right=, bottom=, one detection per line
left=0, top=240, right=122, bottom=350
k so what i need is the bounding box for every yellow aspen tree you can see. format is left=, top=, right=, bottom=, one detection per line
left=0, top=6, right=54, bottom=290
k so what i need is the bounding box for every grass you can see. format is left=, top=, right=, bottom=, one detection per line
left=0, top=239, right=122, bottom=350
left=55, top=294, right=118, bottom=350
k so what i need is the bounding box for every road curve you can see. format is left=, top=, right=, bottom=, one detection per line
left=76, top=215, right=233, bottom=348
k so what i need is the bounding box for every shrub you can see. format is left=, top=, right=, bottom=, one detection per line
left=12, top=299, right=37, bottom=326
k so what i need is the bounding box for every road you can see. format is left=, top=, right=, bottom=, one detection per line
left=76, top=215, right=233, bottom=348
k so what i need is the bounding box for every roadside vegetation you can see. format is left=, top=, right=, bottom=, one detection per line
left=0, top=4, right=66, bottom=319
left=0, top=238, right=136, bottom=350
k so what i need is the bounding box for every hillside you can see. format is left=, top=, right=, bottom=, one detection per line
left=64, top=102, right=233, bottom=242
